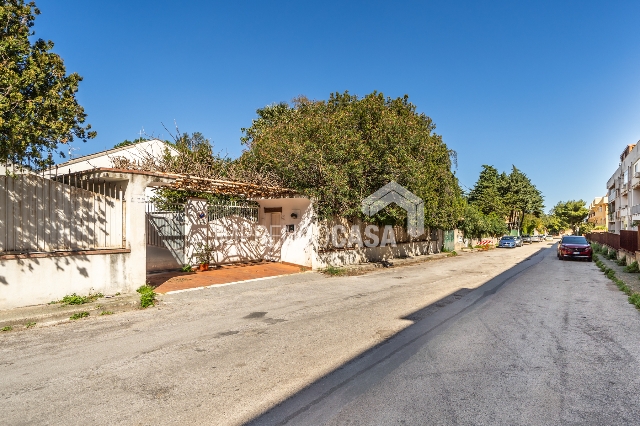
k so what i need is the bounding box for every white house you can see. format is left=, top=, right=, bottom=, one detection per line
left=48, top=139, right=179, bottom=176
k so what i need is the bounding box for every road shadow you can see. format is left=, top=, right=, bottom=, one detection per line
left=246, top=246, right=550, bottom=425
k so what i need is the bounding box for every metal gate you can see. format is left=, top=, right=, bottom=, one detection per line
left=146, top=202, right=185, bottom=270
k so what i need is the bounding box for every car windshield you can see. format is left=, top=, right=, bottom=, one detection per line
left=501, top=236, right=515, bottom=240
left=562, top=236, right=588, bottom=244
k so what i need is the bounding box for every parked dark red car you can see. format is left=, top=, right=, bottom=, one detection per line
left=557, top=236, right=592, bottom=261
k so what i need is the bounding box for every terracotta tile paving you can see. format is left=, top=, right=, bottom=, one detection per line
left=149, top=262, right=305, bottom=294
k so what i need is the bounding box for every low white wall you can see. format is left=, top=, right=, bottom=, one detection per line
left=313, top=240, right=440, bottom=268
left=0, top=250, right=137, bottom=310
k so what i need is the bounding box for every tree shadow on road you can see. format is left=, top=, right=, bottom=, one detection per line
left=246, top=246, right=550, bottom=425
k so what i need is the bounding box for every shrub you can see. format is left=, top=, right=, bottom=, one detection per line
left=624, top=261, right=640, bottom=273
left=180, top=264, right=193, bottom=273
left=608, top=250, right=618, bottom=260
left=629, top=293, right=640, bottom=309
left=137, top=285, right=156, bottom=308
left=616, top=256, right=627, bottom=266
left=60, top=292, right=103, bottom=305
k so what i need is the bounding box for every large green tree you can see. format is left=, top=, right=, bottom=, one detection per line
left=551, top=200, right=589, bottom=235
left=458, top=203, right=507, bottom=239
left=0, top=0, right=95, bottom=170
left=467, top=165, right=507, bottom=217
left=239, top=91, right=464, bottom=230
left=468, top=165, right=544, bottom=232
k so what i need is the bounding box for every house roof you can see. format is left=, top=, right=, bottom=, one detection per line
left=51, top=139, right=177, bottom=169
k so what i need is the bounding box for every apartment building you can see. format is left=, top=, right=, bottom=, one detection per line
left=587, top=196, right=608, bottom=228
left=606, top=143, right=640, bottom=233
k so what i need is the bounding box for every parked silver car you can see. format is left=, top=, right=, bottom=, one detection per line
left=498, top=236, right=517, bottom=248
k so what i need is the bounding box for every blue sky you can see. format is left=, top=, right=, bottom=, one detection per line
left=35, top=0, right=640, bottom=211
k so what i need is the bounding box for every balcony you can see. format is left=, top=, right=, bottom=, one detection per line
left=632, top=204, right=640, bottom=215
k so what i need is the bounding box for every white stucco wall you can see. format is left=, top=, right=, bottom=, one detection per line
left=0, top=250, right=135, bottom=310
left=257, top=198, right=314, bottom=267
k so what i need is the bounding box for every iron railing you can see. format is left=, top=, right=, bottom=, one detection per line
left=208, top=200, right=259, bottom=222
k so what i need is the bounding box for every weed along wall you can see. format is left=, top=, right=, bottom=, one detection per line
left=0, top=249, right=133, bottom=310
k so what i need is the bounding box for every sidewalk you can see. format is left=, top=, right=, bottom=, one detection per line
left=595, top=253, right=640, bottom=294
left=0, top=293, right=140, bottom=330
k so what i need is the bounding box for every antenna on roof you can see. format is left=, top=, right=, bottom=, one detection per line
left=68, top=146, right=79, bottom=159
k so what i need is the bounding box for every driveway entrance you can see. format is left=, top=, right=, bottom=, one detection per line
left=149, top=261, right=304, bottom=293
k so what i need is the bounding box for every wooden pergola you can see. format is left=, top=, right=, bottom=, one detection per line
left=165, top=175, right=299, bottom=199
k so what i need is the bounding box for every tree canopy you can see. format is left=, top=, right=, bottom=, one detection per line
left=0, top=0, right=95, bottom=170
left=467, top=164, right=544, bottom=232
left=239, top=91, right=464, bottom=229
left=550, top=200, right=589, bottom=235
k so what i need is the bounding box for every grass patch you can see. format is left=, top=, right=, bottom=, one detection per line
left=100, top=311, right=114, bottom=316
left=180, top=264, right=193, bottom=273
left=69, top=312, right=89, bottom=320
left=625, top=261, right=640, bottom=273
left=448, top=251, right=458, bottom=257
left=323, top=266, right=347, bottom=276
left=595, top=253, right=640, bottom=310
left=1, top=326, right=12, bottom=332
left=629, top=293, right=640, bottom=309
left=137, top=285, right=156, bottom=308
left=25, top=322, right=36, bottom=328
left=59, top=292, right=103, bottom=305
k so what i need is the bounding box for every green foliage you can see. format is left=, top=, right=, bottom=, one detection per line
left=180, top=264, right=193, bottom=272
left=543, top=214, right=564, bottom=235
left=458, top=203, right=507, bottom=239
left=1, top=326, right=12, bottom=331
left=0, top=0, right=96, bottom=169
left=59, top=292, right=102, bottom=305
left=323, top=266, right=347, bottom=276
left=551, top=200, right=589, bottom=235
left=616, top=256, right=627, bottom=267
left=137, top=285, right=156, bottom=308
left=25, top=322, right=36, bottom=328
left=239, top=92, right=464, bottom=229
left=114, top=137, right=146, bottom=148
left=194, top=243, right=214, bottom=265
left=629, top=293, right=640, bottom=309
left=608, top=250, right=617, bottom=260
left=467, top=165, right=544, bottom=232
left=69, top=312, right=89, bottom=320
left=100, top=311, right=114, bottom=316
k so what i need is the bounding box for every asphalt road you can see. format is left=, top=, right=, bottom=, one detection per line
left=3, top=243, right=638, bottom=425
left=254, top=245, right=640, bottom=425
